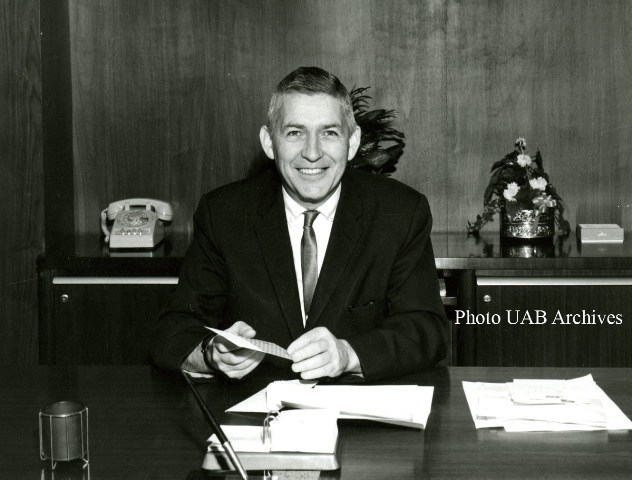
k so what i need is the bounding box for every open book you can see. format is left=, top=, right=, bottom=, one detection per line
left=203, top=409, right=340, bottom=471
left=228, top=380, right=434, bottom=429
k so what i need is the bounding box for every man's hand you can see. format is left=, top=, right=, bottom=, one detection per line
left=287, top=327, right=361, bottom=380
left=207, top=321, right=265, bottom=379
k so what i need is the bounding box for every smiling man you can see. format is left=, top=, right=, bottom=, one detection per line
left=152, top=67, right=447, bottom=381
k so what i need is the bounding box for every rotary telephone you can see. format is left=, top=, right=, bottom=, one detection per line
left=101, top=198, right=173, bottom=249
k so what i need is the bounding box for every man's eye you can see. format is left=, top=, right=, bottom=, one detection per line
left=322, top=130, right=340, bottom=137
left=286, top=130, right=303, bottom=137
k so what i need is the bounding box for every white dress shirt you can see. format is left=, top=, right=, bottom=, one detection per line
left=283, top=185, right=341, bottom=326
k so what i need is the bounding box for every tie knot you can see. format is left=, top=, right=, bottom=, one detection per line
left=303, top=210, right=320, bottom=227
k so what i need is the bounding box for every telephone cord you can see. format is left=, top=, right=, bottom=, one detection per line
left=100, top=209, right=111, bottom=243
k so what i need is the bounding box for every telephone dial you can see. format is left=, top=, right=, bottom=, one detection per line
left=101, top=198, right=173, bottom=249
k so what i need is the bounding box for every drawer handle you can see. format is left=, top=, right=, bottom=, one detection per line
left=60, top=294, right=69, bottom=303
left=483, top=294, right=492, bottom=303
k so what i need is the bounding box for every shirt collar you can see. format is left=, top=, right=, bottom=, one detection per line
left=282, top=183, right=341, bottom=224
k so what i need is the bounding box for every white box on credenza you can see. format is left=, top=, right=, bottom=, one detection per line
left=576, top=224, right=624, bottom=243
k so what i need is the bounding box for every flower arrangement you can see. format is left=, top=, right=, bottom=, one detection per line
left=467, top=137, right=569, bottom=235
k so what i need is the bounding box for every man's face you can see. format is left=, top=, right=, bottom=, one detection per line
left=260, top=93, right=361, bottom=209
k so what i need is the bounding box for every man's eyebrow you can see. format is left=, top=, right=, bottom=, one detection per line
left=279, top=122, right=305, bottom=130
left=279, top=122, right=343, bottom=131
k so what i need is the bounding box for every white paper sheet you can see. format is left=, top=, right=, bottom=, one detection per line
left=508, top=376, right=595, bottom=405
left=206, top=327, right=291, bottom=360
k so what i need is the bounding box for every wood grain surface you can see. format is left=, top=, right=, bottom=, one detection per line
left=475, top=283, right=632, bottom=367
left=65, top=0, right=632, bottom=237
left=68, top=0, right=448, bottom=235
left=1, top=365, right=631, bottom=479
left=447, top=0, right=632, bottom=232
left=3, top=0, right=632, bottom=365
left=0, top=0, right=43, bottom=364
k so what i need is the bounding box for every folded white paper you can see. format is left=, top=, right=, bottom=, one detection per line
left=206, top=327, right=291, bottom=360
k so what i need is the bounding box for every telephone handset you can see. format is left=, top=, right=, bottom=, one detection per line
left=101, top=198, right=173, bottom=249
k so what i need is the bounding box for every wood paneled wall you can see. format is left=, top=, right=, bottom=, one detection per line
left=67, top=0, right=632, bottom=237
left=447, top=0, right=632, bottom=233
left=68, top=0, right=447, bottom=235
left=0, top=0, right=43, bottom=364
left=2, top=0, right=632, bottom=363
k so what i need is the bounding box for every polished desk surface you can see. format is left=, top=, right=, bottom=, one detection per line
left=2, top=366, right=631, bottom=479
left=38, top=230, right=632, bottom=275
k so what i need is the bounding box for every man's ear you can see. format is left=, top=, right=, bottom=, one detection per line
left=347, top=126, right=362, bottom=161
left=259, top=126, right=275, bottom=160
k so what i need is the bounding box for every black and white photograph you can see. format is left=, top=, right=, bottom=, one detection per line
left=1, top=1, right=632, bottom=478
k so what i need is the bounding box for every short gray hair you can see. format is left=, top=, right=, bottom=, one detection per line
left=267, top=66, right=357, bottom=134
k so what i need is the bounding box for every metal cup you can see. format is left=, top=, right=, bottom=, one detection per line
left=39, top=401, right=89, bottom=469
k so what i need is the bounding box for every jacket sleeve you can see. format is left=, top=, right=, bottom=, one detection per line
left=345, top=195, right=448, bottom=381
left=151, top=196, right=226, bottom=371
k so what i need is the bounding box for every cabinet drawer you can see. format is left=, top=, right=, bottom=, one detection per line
left=50, top=281, right=178, bottom=364
left=473, top=277, right=632, bottom=367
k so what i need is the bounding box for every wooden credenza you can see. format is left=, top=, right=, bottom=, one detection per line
left=37, top=234, right=185, bottom=364
left=38, top=232, right=632, bottom=367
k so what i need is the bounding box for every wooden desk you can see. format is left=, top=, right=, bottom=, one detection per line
left=2, top=366, right=631, bottom=479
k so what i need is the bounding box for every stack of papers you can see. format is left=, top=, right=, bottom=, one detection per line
left=228, top=380, right=434, bottom=429
left=463, top=374, right=632, bottom=432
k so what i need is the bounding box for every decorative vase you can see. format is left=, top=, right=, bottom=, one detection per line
left=500, top=207, right=555, bottom=240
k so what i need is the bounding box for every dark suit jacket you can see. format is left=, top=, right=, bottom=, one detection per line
left=152, top=167, right=447, bottom=381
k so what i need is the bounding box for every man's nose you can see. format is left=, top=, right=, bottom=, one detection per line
left=301, top=134, right=323, bottom=162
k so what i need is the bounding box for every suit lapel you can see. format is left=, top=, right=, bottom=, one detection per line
left=306, top=180, right=363, bottom=329
left=254, top=176, right=304, bottom=340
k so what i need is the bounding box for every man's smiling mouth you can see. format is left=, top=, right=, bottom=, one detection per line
left=297, top=168, right=327, bottom=175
